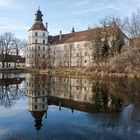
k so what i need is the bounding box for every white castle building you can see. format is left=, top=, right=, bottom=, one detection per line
left=26, top=8, right=129, bottom=68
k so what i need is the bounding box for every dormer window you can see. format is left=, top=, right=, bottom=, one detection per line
left=35, top=32, right=38, bottom=36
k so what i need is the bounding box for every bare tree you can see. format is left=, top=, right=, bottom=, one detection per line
left=124, top=10, right=140, bottom=38
left=13, top=38, right=27, bottom=56
left=0, top=32, right=14, bottom=67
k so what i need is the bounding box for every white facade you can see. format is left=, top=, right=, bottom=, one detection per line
left=49, top=41, right=93, bottom=67
left=26, top=30, right=48, bottom=67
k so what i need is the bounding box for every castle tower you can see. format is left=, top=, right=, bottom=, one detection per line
left=26, top=8, right=48, bottom=67
left=26, top=74, right=48, bottom=131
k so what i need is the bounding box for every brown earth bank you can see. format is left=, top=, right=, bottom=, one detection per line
left=0, top=67, right=31, bottom=73
left=40, top=47, right=140, bottom=78
left=39, top=67, right=140, bottom=78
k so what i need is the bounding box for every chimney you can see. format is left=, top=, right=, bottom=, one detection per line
left=111, top=21, right=116, bottom=27
left=59, top=30, right=62, bottom=40
left=71, top=27, right=75, bottom=33
left=46, top=22, right=48, bottom=30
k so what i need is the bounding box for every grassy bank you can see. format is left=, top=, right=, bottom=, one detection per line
left=40, top=47, right=140, bottom=78
left=39, top=67, right=140, bottom=78
left=0, top=67, right=31, bottom=73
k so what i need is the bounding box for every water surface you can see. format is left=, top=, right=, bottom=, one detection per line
left=0, top=73, right=140, bottom=140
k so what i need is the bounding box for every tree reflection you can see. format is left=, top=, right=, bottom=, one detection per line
left=0, top=74, right=25, bottom=108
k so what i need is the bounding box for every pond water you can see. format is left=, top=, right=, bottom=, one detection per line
left=0, top=73, right=140, bottom=140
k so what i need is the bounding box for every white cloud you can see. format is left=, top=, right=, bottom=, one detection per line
left=0, top=0, right=24, bottom=10
left=0, top=17, right=29, bottom=39
left=0, top=0, right=10, bottom=7
left=72, top=0, right=91, bottom=7
left=0, top=18, right=29, bottom=32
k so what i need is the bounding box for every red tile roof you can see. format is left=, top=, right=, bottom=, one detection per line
left=0, top=55, right=25, bottom=63
left=48, top=24, right=126, bottom=45
left=48, top=30, right=91, bottom=45
left=29, top=21, right=47, bottom=31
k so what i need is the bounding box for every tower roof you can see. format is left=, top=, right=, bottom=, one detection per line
left=35, top=7, right=43, bottom=22
left=29, top=22, right=47, bottom=31
left=28, top=8, right=47, bottom=31
left=30, top=111, right=46, bottom=131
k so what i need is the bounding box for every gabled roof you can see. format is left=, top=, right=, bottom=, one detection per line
left=29, top=21, right=47, bottom=31
left=0, top=55, right=25, bottom=63
left=48, top=23, right=127, bottom=45
left=48, top=30, right=91, bottom=45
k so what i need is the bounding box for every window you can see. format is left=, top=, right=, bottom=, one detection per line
left=43, top=98, right=45, bottom=102
left=35, top=105, right=37, bottom=110
left=77, top=53, right=79, bottom=57
left=43, top=40, right=45, bottom=44
left=85, top=60, right=87, bottom=63
left=43, top=47, right=45, bottom=51
left=42, top=104, right=44, bottom=109
left=43, top=54, right=45, bottom=58
left=84, top=87, right=87, bottom=91
left=43, top=33, right=45, bottom=37
left=38, top=46, right=40, bottom=50
left=38, top=91, right=40, bottom=95
left=35, top=98, right=37, bottom=102
left=35, top=39, right=37, bottom=43
left=85, top=43, right=88, bottom=47
left=35, top=32, right=38, bottom=36
left=85, top=52, right=87, bottom=56
left=76, top=86, right=79, bottom=90
left=43, top=91, right=45, bottom=94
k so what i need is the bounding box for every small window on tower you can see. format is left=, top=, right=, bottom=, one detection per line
left=43, top=40, right=45, bottom=44
left=35, top=32, right=38, bottom=36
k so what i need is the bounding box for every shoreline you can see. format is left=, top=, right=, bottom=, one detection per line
left=0, top=67, right=140, bottom=78
left=40, top=68, right=140, bottom=78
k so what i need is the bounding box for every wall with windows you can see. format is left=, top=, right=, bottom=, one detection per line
left=49, top=41, right=93, bottom=67
left=26, top=29, right=48, bottom=67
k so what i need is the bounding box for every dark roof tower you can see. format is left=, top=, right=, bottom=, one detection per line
left=35, top=7, right=43, bottom=22
left=31, top=111, right=46, bottom=132
left=29, top=8, right=47, bottom=31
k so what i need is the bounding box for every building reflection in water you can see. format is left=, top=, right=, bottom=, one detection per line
left=26, top=74, right=48, bottom=131
left=0, top=73, right=140, bottom=138
left=25, top=74, right=138, bottom=131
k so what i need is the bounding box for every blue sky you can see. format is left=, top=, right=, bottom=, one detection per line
left=0, top=0, right=139, bottom=39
